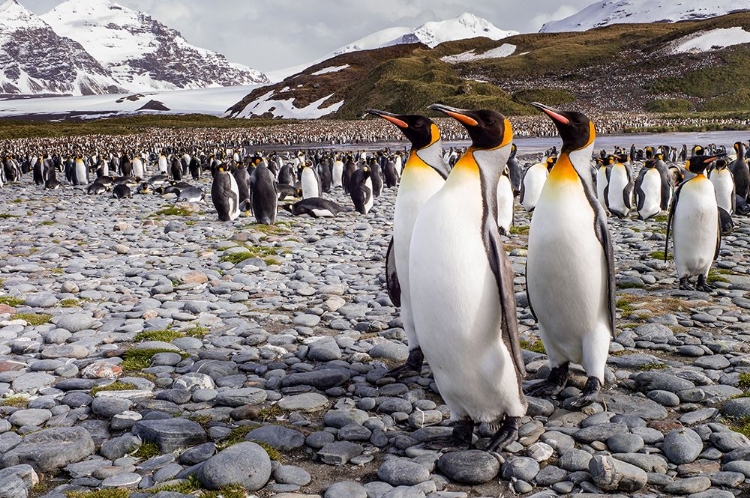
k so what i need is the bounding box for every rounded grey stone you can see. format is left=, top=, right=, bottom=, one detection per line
left=722, top=398, right=750, bottom=418
left=306, top=336, right=341, bottom=361
left=662, top=428, right=703, bottom=465
left=246, top=425, right=305, bottom=451
left=55, top=314, right=94, bottom=333
left=306, top=431, right=335, bottom=450
left=197, top=442, right=271, bottom=491
left=646, top=390, right=680, bottom=407
left=0, top=427, right=95, bottom=472
left=501, top=456, right=540, bottom=482
left=558, top=448, right=593, bottom=472
left=273, top=465, right=311, bottom=486
left=589, top=455, right=647, bottom=492
left=133, top=419, right=207, bottom=452
left=91, top=397, right=133, bottom=418
left=607, top=433, right=644, bottom=454
left=368, top=342, right=409, bottom=362
left=100, top=434, right=142, bottom=460
left=214, top=388, right=267, bottom=407
left=24, top=293, right=57, bottom=308
left=325, top=481, right=367, bottom=498
left=378, top=458, right=430, bottom=486
left=8, top=409, right=52, bottom=428
left=277, top=393, right=328, bottom=412
left=438, top=450, right=500, bottom=484
left=662, top=476, right=712, bottom=494
left=101, top=472, right=142, bottom=488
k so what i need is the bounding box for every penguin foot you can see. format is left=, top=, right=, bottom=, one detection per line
left=386, top=347, right=424, bottom=379
left=424, top=419, right=474, bottom=452
left=696, top=274, right=714, bottom=293
left=679, top=277, right=693, bottom=290
left=525, top=364, right=569, bottom=398
left=485, top=416, right=521, bottom=453
left=569, top=376, right=602, bottom=409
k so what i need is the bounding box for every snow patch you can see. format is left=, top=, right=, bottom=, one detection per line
left=671, top=27, right=750, bottom=54
left=231, top=91, right=343, bottom=119
left=441, top=43, right=516, bottom=63
left=311, top=65, right=350, bottom=76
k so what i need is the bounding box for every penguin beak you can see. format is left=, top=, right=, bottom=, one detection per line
left=366, top=109, right=408, bottom=129
left=428, top=104, right=478, bottom=127
left=530, top=102, right=569, bottom=125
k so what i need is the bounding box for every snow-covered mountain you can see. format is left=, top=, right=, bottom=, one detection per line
left=40, top=0, right=268, bottom=92
left=540, top=0, right=750, bottom=33
left=267, top=13, right=517, bottom=83
left=0, top=0, right=125, bottom=95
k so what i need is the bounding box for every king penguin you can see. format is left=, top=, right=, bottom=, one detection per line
left=211, top=165, right=241, bottom=222
left=606, top=154, right=633, bottom=218
left=520, top=158, right=550, bottom=212
left=367, top=109, right=451, bottom=377
left=709, top=159, right=735, bottom=214
left=666, top=153, right=723, bottom=292
left=409, top=104, right=526, bottom=451
left=729, top=142, right=749, bottom=202
left=332, top=154, right=344, bottom=188
left=525, top=102, right=615, bottom=408
left=634, top=155, right=671, bottom=220
left=497, top=165, right=514, bottom=234
left=250, top=164, right=278, bottom=225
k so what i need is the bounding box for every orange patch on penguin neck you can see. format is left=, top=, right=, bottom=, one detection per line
left=548, top=154, right=578, bottom=182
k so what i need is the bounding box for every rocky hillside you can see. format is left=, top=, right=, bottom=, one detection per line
left=226, top=11, right=750, bottom=119
left=41, top=0, right=268, bottom=92
left=0, top=0, right=124, bottom=96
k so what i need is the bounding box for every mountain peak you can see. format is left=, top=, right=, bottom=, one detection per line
left=41, top=0, right=268, bottom=91
left=540, top=0, right=749, bottom=32
left=0, top=0, right=47, bottom=30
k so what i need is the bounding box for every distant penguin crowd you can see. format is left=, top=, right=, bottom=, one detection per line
left=1, top=117, right=748, bottom=455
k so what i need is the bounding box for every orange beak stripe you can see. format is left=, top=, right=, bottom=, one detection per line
left=444, top=110, right=478, bottom=127
left=540, top=107, right=570, bottom=125
left=380, top=114, right=409, bottom=129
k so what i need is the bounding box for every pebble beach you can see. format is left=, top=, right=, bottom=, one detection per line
left=1, top=145, right=750, bottom=498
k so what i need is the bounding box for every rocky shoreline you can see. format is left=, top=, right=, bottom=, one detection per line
left=1, top=163, right=749, bottom=498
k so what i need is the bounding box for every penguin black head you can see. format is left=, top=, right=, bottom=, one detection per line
left=617, top=154, right=629, bottom=164
left=685, top=154, right=723, bottom=175
left=531, top=102, right=595, bottom=154
left=366, top=109, right=438, bottom=150
left=606, top=155, right=616, bottom=165
left=427, top=104, right=512, bottom=150
left=546, top=156, right=557, bottom=171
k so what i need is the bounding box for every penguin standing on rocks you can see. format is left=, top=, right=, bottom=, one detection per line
left=250, top=165, right=278, bottom=225
left=233, top=163, right=251, bottom=213
left=666, top=154, right=723, bottom=292
left=730, top=142, right=749, bottom=202
left=595, top=156, right=612, bottom=211
left=73, top=155, right=88, bottom=186
left=299, top=160, right=321, bottom=199
left=507, top=143, right=523, bottom=196
left=497, top=165, right=515, bottom=234
left=367, top=109, right=450, bottom=377
left=525, top=103, right=615, bottom=408
left=349, top=165, right=373, bottom=214
left=409, top=105, right=526, bottom=451
left=520, top=158, right=550, bottom=212
left=332, top=154, right=344, bottom=188
left=709, top=159, right=735, bottom=214
left=606, top=154, right=633, bottom=218
left=211, top=166, right=240, bottom=222
left=635, top=155, right=671, bottom=220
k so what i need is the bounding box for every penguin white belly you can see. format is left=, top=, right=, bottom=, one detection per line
left=496, top=175, right=514, bottom=233
left=101, top=163, right=109, bottom=176
left=301, top=169, right=319, bottom=199
left=311, top=209, right=334, bottom=217
left=607, top=166, right=629, bottom=216
left=527, top=176, right=610, bottom=376
left=332, top=161, right=343, bottom=187
left=710, top=171, right=734, bottom=213
left=638, top=169, right=662, bottom=220
left=673, top=178, right=718, bottom=278
left=395, top=156, right=403, bottom=177
left=410, top=170, right=524, bottom=422
left=228, top=174, right=241, bottom=221
left=363, top=178, right=374, bottom=213
left=133, top=159, right=144, bottom=179
left=158, top=157, right=168, bottom=174
left=75, top=162, right=87, bottom=185
left=522, top=165, right=547, bottom=212
left=394, top=166, right=446, bottom=351
left=596, top=167, right=608, bottom=210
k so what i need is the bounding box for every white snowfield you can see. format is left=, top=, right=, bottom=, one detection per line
left=670, top=27, right=750, bottom=54
left=225, top=91, right=344, bottom=120
left=441, top=44, right=517, bottom=64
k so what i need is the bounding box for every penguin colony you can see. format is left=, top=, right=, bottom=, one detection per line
left=1, top=115, right=748, bottom=454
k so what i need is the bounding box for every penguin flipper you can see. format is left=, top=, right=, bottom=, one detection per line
left=658, top=167, right=671, bottom=210
left=666, top=182, right=685, bottom=263
left=715, top=212, right=722, bottom=261
left=594, top=209, right=616, bottom=337
left=485, top=226, right=526, bottom=377
left=635, top=169, right=647, bottom=213
left=385, top=237, right=401, bottom=307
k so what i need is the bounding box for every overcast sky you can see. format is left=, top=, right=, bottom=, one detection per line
left=22, top=0, right=594, bottom=73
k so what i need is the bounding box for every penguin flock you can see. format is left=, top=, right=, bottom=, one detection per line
left=1, top=116, right=748, bottom=455
left=371, top=102, right=750, bottom=453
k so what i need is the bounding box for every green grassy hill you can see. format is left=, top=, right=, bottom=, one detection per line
left=228, top=11, right=750, bottom=119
